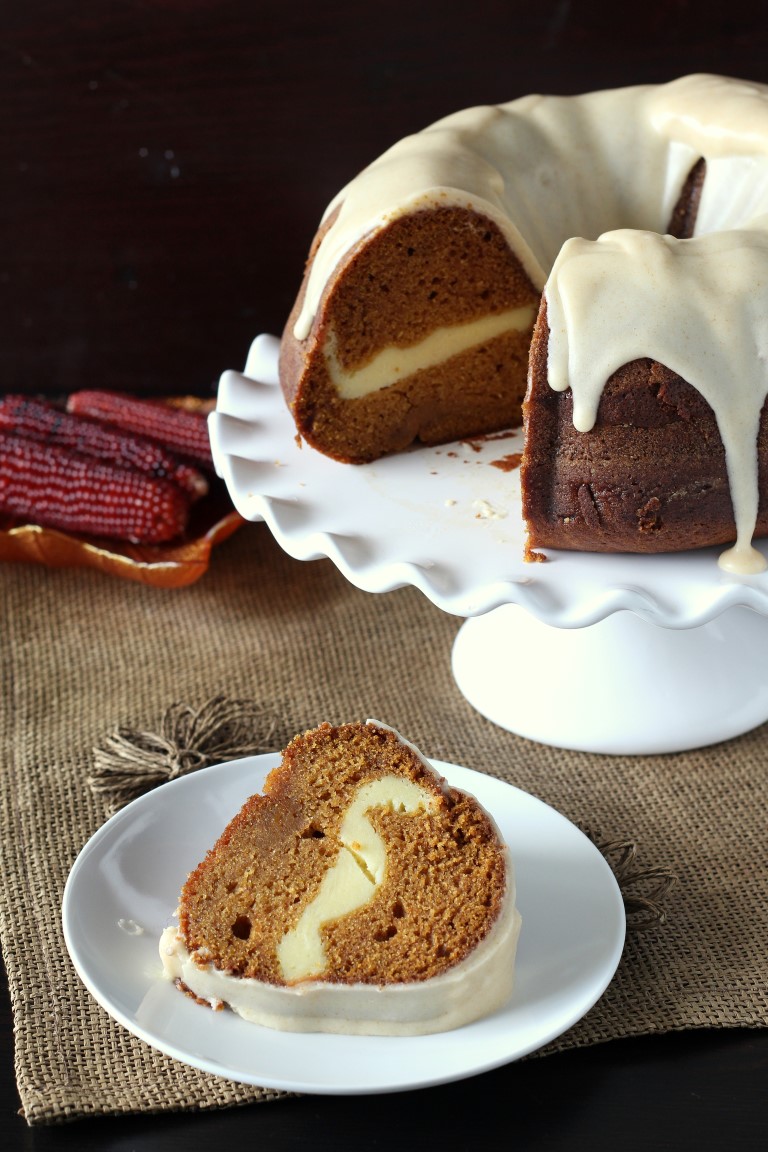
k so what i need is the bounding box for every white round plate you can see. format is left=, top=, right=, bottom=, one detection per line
left=62, top=755, right=625, bottom=1095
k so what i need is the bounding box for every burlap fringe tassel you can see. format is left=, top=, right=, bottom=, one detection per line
left=88, top=696, right=279, bottom=816
left=596, top=837, right=677, bottom=933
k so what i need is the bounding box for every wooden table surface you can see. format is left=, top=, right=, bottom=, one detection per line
left=2, top=2, right=768, bottom=1145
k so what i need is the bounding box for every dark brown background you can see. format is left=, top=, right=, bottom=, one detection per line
left=2, top=1, right=768, bottom=1147
left=3, top=0, right=768, bottom=399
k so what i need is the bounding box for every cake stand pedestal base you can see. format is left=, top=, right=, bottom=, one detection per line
left=451, top=604, right=768, bottom=754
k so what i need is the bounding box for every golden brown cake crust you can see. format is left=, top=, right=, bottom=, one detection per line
left=521, top=300, right=768, bottom=554
left=178, top=722, right=508, bottom=986
left=279, top=206, right=537, bottom=463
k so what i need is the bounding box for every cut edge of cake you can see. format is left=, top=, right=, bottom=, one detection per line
left=159, top=720, right=521, bottom=1036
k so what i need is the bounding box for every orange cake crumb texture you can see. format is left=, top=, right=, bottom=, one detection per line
left=179, top=722, right=506, bottom=985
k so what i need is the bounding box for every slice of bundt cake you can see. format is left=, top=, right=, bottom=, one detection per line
left=279, top=204, right=539, bottom=463
left=160, top=720, right=520, bottom=1035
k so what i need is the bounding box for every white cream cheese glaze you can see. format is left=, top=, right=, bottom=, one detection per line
left=159, top=882, right=520, bottom=1036
left=159, top=721, right=521, bottom=1035
left=292, top=74, right=768, bottom=572
left=292, top=82, right=694, bottom=338
left=546, top=227, right=768, bottom=574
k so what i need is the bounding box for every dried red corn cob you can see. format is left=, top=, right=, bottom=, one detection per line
left=0, top=433, right=191, bottom=544
left=67, top=390, right=214, bottom=469
left=0, top=395, right=209, bottom=500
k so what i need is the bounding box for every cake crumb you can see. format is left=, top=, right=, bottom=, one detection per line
left=524, top=541, right=548, bottom=563
left=490, top=453, right=523, bottom=472
left=473, top=499, right=507, bottom=520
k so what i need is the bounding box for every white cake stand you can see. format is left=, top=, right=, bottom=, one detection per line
left=208, top=335, right=768, bottom=755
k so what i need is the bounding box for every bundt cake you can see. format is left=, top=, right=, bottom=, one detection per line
left=279, top=74, right=768, bottom=574
left=160, top=720, right=520, bottom=1035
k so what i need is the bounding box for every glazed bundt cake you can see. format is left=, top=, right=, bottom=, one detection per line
left=160, top=721, right=520, bottom=1035
left=279, top=74, right=768, bottom=574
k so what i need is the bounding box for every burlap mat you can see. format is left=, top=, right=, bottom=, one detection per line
left=1, top=524, right=766, bottom=1124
